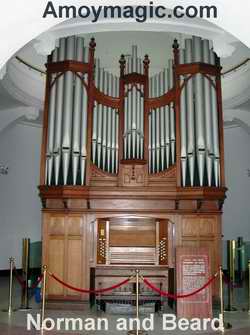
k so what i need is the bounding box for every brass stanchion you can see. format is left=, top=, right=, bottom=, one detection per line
left=225, top=240, right=237, bottom=312
left=128, top=270, right=146, bottom=335
left=2, top=257, right=17, bottom=314
left=219, top=266, right=225, bottom=333
left=41, top=265, right=47, bottom=331
left=219, top=266, right=232, bottom=331
left=248, top=260, right=250, bottom=315
left=19, top=238, right=31, bottom=311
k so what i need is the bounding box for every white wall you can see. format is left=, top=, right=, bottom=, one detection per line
left=0, top=121, right=42, bottom=270
left=223, top=126, right=250, bottom=241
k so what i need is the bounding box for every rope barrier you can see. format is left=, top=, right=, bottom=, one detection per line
left=143, top=272, right=218, bottom=300
left=49, top=272, right=132, bottom=294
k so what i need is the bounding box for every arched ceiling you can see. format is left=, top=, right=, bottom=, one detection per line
left=0, top=16, right=250, bottom=134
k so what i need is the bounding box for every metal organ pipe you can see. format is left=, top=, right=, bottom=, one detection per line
left=164, top=68, right=170, bottom=170
left=46, top=48, right=58, bottom=185
left=72, top=37, right=85, bottom=185
left=151, top=77, right=156, bottom=173
left=140, top=61, right=144, bottom=159
left=102, top=71, right=109, bottom=170
left=168, top=59, right=176, bottom=165
left=97, top=68, right=104, bottom=168
left=53, top=38, right=66, bottom=185
left=80, top=46, right=88, bottom=185
left=179, top=36, right=221, bottom=187
left=193, top=36, right=206, bottom=186
left=44, top=37, right=221, bottom=186
left=155, top=75, right=160, bottom=173
left=179, top=49, right=188, bottom=186
left=62, top=36, right=75, bottom=185
left=210, top=50, right=220, bottom=187
left=203, top=40, right=214, bottom=186
left=159, top=71, right=165, bottom=171
left=92, top=59, right=100, bottom=167
left=185, top=39, right=195, bottom=186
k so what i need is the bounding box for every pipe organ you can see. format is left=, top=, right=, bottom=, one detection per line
left=40, top=35, right=226, bottom=304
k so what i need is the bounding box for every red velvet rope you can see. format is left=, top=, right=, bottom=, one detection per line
left=143, top=273, right=218, bottom=300
left=50, top=273, right=131, bottom=294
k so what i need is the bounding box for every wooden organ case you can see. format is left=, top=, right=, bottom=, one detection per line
left=39, top=36, right=226, bottom=304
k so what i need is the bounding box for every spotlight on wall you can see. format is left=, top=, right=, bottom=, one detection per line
left=0, top=164, right=8, bottom=175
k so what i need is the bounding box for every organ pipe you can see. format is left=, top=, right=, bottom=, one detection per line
left=203, top=40, right=214, bottom=186
left=179, top=49, right=188, bottom=186
left=210, top=50, right=220, bottom=187
left=46, top=48, right=58, bottom=185
left=193, top=36, right=206, bottom=186
left=72, top=37, right=85, bottom=185
left=168, top=59, right=176, bottom=165
left=185, top=39, right=195, bottom=186
left=54, top=38, right=66, bottom=186
left=44, top=36, right=222, bottom=189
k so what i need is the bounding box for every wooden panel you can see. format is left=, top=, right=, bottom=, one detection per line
left=110, top=230, right=155, bottom=247
left=181, top=217, right=200, bottom=237
left=49, top=216, right=65, bottom=235
left=67, top=216, right=82, bottom=236
left=66, top=238, right=83, bottom=296
left=199, top=217, right=215, bottom=237
left=48, top=238, right=64, bottom=295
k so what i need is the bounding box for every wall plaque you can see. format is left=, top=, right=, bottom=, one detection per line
left=176, top=247, right=212, bottom=318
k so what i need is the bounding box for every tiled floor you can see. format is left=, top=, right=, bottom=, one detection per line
left=0, top=277, right=250, bottom=334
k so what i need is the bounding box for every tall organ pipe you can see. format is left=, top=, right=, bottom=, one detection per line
left=62, top=36, right=75, bottom=185
left=159, top=71, right=165, bottom=170
left=72, top=37, right=85, bottom=185
left=203, top=40, right=214, bottom=186
left=102, top=72, right=109, bottom=170
left=164, top=68, right=170, bottom=169
left=210, top=50, right=220, bottom=186
left=151, top=77, right=156, bottom=173
left=46, top=48, right=58, bottom=185
left=168, top=59, right=176, bottom=165
left=179, top=49, right=188, bottom=186
left=127, top=83, right=132, bottom=159
left=53, top=38, right=66, bottom=185
left=106, top=73, right=112, bottom=172
left=80, top=47, right=88, bottom=185
left=97, top=68, right=104, bottom=168
left=193, top=36, right=205, bottom=186
left=92, top=59, right=100, bottom=166
left=140, top=62, right=144, bottom=159
left=155, top=75, right=160, bottom=173
left=185, top=39, right=195, bottom=186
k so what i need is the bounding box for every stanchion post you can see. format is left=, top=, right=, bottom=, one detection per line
left=136, top=269, right=139, bottom=335
left=8, top=257, right=14, bottom=315
left=2, top=257, right=16, bottom=314
left=219, top=266, right=225, bottom=333
left=20, top=238, right=31, bottom=310
left=41, top=265, right=48, bottom=330
left=248, top=260, right=250, bottom=315
left=128, top=270, right=146, bottom=335
left=225, top=240, right=237, bottom=312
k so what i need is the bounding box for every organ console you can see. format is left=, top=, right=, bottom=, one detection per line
left=39, top=35, right=226, bottom=306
